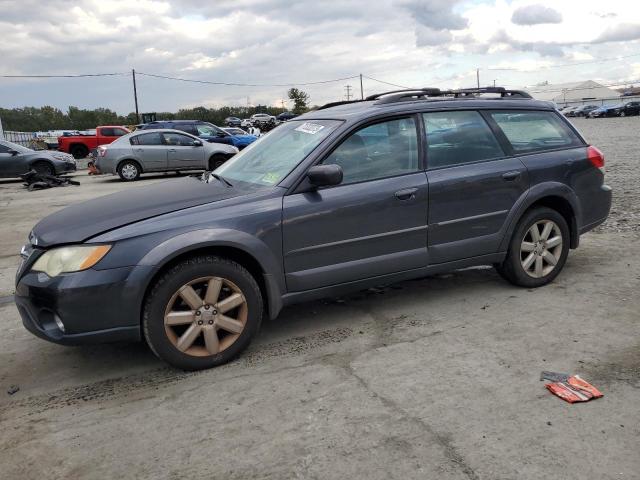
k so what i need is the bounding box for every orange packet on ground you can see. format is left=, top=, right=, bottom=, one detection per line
left=545, top=375, right=603, bottom=403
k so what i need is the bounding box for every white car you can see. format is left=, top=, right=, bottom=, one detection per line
left=250, top=113, right=276, bottom=125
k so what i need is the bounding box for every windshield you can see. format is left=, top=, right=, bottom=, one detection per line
left=215, top=119, right=341, bottom=186
left=197, top=123, right=225, bottom=136
left=0, top=140, right=32, bottom=153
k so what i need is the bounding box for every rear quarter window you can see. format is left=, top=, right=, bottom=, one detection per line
left=489, top=110, right=583, bottom=153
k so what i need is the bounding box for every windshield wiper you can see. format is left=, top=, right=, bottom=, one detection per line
left=211, top=173, right=233, bottom=187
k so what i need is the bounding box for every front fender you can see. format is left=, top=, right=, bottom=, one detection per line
left=499, top=182, right=582, bottom=251
left=137, top=228, right=285, bottom=319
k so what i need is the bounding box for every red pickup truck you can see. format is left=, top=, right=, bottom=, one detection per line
left=58, top=126, right=130, bottom=159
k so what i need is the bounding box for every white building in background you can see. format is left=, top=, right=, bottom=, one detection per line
left=525, top=80, right=621, bottom=106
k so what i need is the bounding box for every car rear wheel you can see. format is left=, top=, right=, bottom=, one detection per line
left=143, top=255, right=263, bottom=370
left=117, top=160, right=141, bottom=181
left=496, top=207, right=569, bottom=288
left=32, top=161, right=54, bottom=176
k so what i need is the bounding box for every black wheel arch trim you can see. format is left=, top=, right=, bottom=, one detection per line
left=499, top=182, right=582, bottom=252
left=136, top=228, right=285, bottom=320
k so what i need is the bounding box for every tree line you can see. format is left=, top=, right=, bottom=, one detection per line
left=0, top=88, right=312, bottom=132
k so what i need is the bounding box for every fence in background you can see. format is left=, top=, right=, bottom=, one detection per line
left=4, top=131, right=58, bottom=150
left=557, top=95, right=640, bottom=108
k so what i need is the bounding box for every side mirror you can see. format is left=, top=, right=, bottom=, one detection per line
left=8, top=149, right=19, bottom=156
left=193, top=140, right=203, bottom=146
left=307, top=164, right=343, bottom=188
left=216, top=131, right=227, bottom=137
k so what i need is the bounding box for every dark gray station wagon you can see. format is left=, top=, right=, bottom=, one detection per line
left=15, top=87, right=612, bottom=370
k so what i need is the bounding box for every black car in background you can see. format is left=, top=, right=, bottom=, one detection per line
left=0, top=140, right=76, bottom=178
left=570, top=105, right=599, bottom=117
left=277, top=111, right=296, bottom=121
left=224, top=117, right=242, bottom=127
left=619, top=101, right=640, bottom=116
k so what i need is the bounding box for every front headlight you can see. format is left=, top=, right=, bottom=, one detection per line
left=31, top=245, right=111, bottom=277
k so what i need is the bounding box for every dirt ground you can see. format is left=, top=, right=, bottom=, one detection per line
left=0, top=117, right=638, bottom=480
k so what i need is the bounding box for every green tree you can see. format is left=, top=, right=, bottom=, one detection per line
left=287, top=88, right=310, bottom=114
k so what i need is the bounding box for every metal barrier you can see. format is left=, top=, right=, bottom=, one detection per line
left=4, top=131, right=57, bottom=150
left=557, top=95, right=640, bottom=108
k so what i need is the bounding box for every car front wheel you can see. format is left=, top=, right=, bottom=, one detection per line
left=143, top=255, right=263, bottom=370
left=496, top=207, right=569, bottom=288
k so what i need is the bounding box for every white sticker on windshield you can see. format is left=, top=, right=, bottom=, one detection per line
left=294, top=123, right=325, bottom=135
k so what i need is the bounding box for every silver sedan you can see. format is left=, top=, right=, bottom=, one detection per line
left=95, top=129, right=239, bottom=181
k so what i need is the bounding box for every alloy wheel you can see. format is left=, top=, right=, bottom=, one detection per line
left=164, top=276, right=247, bottom=357
left=520, top=219, right=563, bottom=278
left=121, top=163, right=138, bottom=180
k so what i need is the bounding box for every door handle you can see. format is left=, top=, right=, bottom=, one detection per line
left=168, top=149, right=176, bottom=152
left=394, top=187, right=418, bottom=201
left=502, top=171, right=521, bottom=181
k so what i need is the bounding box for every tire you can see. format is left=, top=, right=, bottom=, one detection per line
left=117, top=160, right=141, bottom=181
left=143, top=255, right=263, bottom=370
left=496, top=207, right=570, bottom=288
left=70, top=145, right=89, bottom=159
left=208, top=154, right=227, bottom=170
left=31, top=161, right=54, bottom=176
left=620, top=111, right=626, bottom=117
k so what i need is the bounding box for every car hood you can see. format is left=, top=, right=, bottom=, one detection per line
left=232, top=135, right=257, bottom=142
left=31, top=176, right=250, bottom=247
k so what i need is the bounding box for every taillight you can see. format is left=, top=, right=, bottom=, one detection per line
left=587, top=146, right=605, bottom=174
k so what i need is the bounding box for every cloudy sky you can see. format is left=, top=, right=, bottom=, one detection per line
left=1, top=0, right=639, bottom=114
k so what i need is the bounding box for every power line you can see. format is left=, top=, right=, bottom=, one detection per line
left=136, top=71, right=360, bottom=87
left=0, top=72, right=128, bottom=78
left=362, top=75, right=414, bottom=89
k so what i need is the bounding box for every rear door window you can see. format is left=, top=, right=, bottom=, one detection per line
left=422, top=111, right=504, bottom=169
left=131, top=133, right=163, bottom=146
left=489, top=110, right=582, bottom=153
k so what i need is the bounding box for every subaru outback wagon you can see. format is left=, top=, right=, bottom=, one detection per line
left=15, top=87, right=611, bottom=370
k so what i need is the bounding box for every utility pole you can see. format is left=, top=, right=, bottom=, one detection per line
left=132, top=69, right=140, bottom=123
left=0, top=115, right=4, bottom=140
left=476, top=68, right=480, bottom=89
left=360, top=74, right=364, bottom=100
left=493, top=79, right=497, bottom=88
left=344, top=85, right=353, bottom=101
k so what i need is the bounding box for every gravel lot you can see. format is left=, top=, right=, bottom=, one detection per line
left=0, top=117, right=638, bottom=479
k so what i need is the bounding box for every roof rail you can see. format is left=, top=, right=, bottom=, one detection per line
left=370, top=86, right=532, bottom=105
left=316, top=87, right=533, bottom=110
left=438, top=87, right=532, bottom=99
left=316, top=99, right=366, bottom=111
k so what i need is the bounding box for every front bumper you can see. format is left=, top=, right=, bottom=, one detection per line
left=56, top=162, right=77, bottom=174
left=14, top=265, right=145, bottom=345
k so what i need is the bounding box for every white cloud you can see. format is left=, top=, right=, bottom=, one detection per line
left=1, top=0, right=639, bottom=113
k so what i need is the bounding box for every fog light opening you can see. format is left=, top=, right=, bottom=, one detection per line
left=54, top=315, right=66, bottom=333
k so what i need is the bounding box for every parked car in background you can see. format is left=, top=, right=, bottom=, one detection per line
left=618, top=101, right=640, bottom=116
left=0, top=139, right=76, bottom=177
left=140, top=120, right=257, bottom=150
left=588, top=104, right=624, bottom=118
left=561, top=106, right=579, bottom=116
left=15, top=87, right=611, bottom=370
left=94, top=129, right=238, bottom=181
left=570, top=105, right=599, bottom=117
left=57, top=126, right=130, bottom=159
left=277, top=111, right=296, bottom=121
left=224, top=117, right=242, bottom=127
left=250, top=113, right=276, bottom=126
